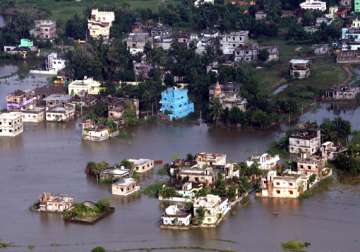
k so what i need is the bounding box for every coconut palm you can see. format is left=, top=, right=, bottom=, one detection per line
left=209, top=97, right=223, bottom=125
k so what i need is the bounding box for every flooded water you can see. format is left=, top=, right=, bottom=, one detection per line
left=0, top=15, right=5, bottom=28
left=0, top=65, right=360, bottom=252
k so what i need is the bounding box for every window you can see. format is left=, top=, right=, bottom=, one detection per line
left=289, top=190, right=293, bottom=195
left=289, top=183, right=293, bottom=186
left=308, top=166, right=311, bottom=170
left=276, top=190, right=280, bottom=194
left=276, top=182, right=280, bottom=186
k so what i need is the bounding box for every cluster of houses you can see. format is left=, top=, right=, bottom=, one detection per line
left=92, top=159, right=154, bottom=196
left=259, top=123, right=341, bottom=198
left=0, top=75, right=140, bottom=140
left=159, top=152, right=238, bottom=228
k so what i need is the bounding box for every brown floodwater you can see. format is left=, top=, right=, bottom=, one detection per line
left=0, top=68, right=360, bottom=252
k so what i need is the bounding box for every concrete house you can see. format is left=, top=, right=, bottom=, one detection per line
left=220, top=31, right=249, bottom=55
left=289, top=59, right=311, bottom=79
left=193, top=194, right=230, bottom=225
left=209, top=82, right=247, bottom=111
left=107, top=97, right=139, bottom=125
left=88, top=9, right=115, bottom=40
left=296, top=153, right=332, bottom=179
left=160, top=87, right=194, bottom=120
left=0, top=112, right=23, bottom=137
left=177, top=166, right=215, bottom=185
left=234, top=43, right=259, bottom=63
left=6, top=90, right=37, bottom=111
left=37, top=192, right=74, bottom=213
left=126, top=32, right=151, bottom=55
left=22, top=106, right=45, bottom=123
left=161, top=205, right=192, bottom=227
left=255, top=11, right=267, bottom=21
left=260, top=170, right=309, bottom=198
left=128, top=158, right=154, bottom=173
left=46, top=103, right=76, bottom=122
left=289, top=124, right=321, bottom=155
left=195, top=152, right=227, bottom=167
left=325, top=85, right=360, bottom=100
left=82, top=119, right=112, bottom=142
left=246, top=153, right=280, bottom=170
left=43, top=94, right=71, bottom=108
left=68, top=77, right=102, bottom=96
left=112, top=178, right=140, bottom=196
left=31, top=20, right=57, bottom=40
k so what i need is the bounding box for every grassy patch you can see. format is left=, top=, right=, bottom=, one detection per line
left=142, top=182, right=165, bottom=197
left=3, top=0, right=178, bottom=23
left=157, top=166, right=168, bottom=176
left=299, top=177, right=333, bottom=200
left=0, top=241, right=12, bottom=249
left=281, top=240, right=310, bottom=252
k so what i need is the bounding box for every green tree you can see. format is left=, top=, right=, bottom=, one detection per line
left=91, top=246, right=106, bottom=252
left=209, top=97, right=223, bottom=125
left=258, top=49, right=270, bottom=62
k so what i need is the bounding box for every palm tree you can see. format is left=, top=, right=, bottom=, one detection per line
left=209, top=97, right=223, bottom=125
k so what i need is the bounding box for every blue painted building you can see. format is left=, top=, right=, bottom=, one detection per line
left=160, top=87, right=194, bottom=120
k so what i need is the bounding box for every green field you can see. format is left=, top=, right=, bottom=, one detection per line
left=3, top=0, right=176, bottom=23
left=253, top=38, right=347, bottom=94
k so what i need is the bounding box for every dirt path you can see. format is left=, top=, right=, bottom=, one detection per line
left=341, top=64, right=353, bottom=85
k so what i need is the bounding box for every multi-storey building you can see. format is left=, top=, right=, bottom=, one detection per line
left=0, top=112, right=23, bottom=137
left=219, top=31, right=249, bottom=55
left=68, top=77, right=102, bottom=96
left=88, top=9, right=115, bottom=40
left=289, top=124, right=321, bottom=155
left=31, top=20, right=57, bottom=40
left=6, top=90, right=37, bottom=111
left=260, top=170, right=309, bottom=198
left=160, top=87, right=194, bottom=120
left=193, top=194, right=230, bottom=225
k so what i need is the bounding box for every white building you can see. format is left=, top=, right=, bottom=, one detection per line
left=88, top=9, right=115, bottom=40
left=195, top=152, right=227, bottom=167
left=0, top=112, right=23, bottom=137
left=351, top=18, right=360, bottom=28
left=128, top=158, right=154, bottom=173
left=289, top=59, right=311, bottom=79
left=47, top=53, right=66, bottom=73
left=82, top=125, right=110, bottom=141
left=289, top=125, right=321, bottom=155
left=112, top=178, right=140, bottom=196
left=246, top=153, right=280, bottom=170
left=300, top=0, right=327, bottom=12
left=220, top=31, right=249, bottom=55
left=68, top=77, right=102, bottom=96
left=46, top=103, right=76, bottom=122
left=260, top=170, right=310, bottom=198
left=193, top=194, right=230, bottom=225
left=161, top=205, right=192, bottom=227
left=194, top=0, right=214, bottom=7
left=22, top=107, right=45, bottom=123
left=37, top=192, right=74, bottom=213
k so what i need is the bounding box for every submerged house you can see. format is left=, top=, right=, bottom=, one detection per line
left=288, top=124, right=321, bottom=155
left=37, top=192, right=74, bottom=213
left=6, top=90, right=37, bottom=111
left=193, top=194, right=230, bottom=226
left=159, top=87, right=194, bottom=120
left=127, top=158, right=154, bottom=173
left=0, top=112, right=24, bottom=137
left=324, top=86, right=360, bottom=100
left=246, top=153, right=280, bottom=170
left=161, top=205, right=192, bottom=227
left=260, top=170, right=310, bottom=198
left=112, top=178, right=140, bottom=196
left=68, top=77, right=102, bottom=96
